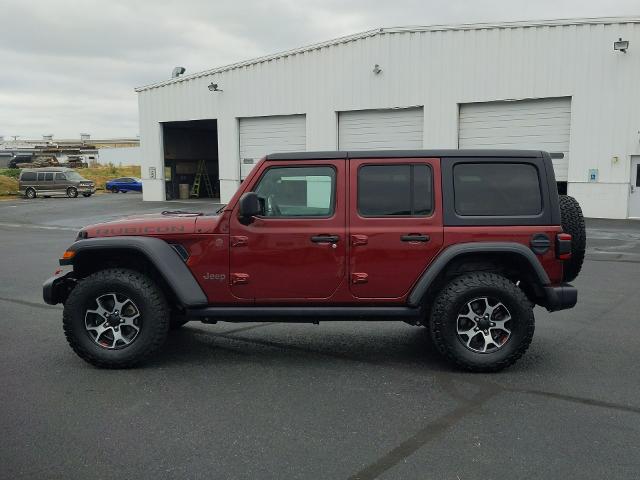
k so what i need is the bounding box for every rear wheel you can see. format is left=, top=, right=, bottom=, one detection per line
left=430, top=272, right=534, bottom=372
left=110, top=187, right=119, bottom=193
left=67, top=187, right=78, bottom=198
left=63, top=269, right=169, bottom=368
left=25, top=187, right=36, bottom=199
left=559, top=195, right=586, bottom=282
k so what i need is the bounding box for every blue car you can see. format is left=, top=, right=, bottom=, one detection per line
left=106, top=177, right=142, bottom=193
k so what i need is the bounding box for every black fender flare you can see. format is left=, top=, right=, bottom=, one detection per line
left=60, top=236, right=208, bottom=307
left=407, top=242, right=551, bottom=307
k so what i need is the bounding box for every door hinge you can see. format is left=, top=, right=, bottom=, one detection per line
left=230, top=273, right=250, bottom=285
left=351, top=272, right=368, bottom=284
left=231, top=235, right=248, bottom=247
left=351, top=234, right=368, bottom=246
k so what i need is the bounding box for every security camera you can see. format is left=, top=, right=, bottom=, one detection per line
left=207, top=82, right=222, bottom=92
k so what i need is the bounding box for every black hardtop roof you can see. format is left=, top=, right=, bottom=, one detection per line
left=265, top=149, right=545, bottom=160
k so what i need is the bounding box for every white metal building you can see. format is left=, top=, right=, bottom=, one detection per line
left=136, top=17, right=640, bottom=218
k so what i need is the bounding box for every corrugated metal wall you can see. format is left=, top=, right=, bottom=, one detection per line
left=138, top=19, right=640, bottom=218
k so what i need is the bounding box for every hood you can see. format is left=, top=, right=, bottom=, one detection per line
left=82, top=211, right=209, bottom=238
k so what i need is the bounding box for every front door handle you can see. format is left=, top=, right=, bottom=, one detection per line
left=400, top=234, right=430, bottom=242
left=311, top=235, right=340, bottom=243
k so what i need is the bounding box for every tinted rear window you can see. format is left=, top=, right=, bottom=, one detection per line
left=358, top=164, right=433, bottom=216
left=453, top=163, right=542, bottom=216
left=21, top=172, right=36, bottom=181
left=44, top=172, right=54, bottom=181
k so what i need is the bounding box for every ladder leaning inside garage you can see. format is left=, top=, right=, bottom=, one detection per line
left=190, top=159, right=215, bottom=198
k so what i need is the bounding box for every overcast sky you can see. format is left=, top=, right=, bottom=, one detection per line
left=0, top=0, right=637, bottom=140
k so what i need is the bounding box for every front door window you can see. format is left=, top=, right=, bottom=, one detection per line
left=254, top=166, right=336, bottom=218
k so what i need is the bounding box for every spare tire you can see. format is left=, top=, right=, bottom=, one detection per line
left=559, top=195, right=586, bottom=282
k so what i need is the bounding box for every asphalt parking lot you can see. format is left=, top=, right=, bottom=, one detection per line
left=1, top=193, right=639, bottom=479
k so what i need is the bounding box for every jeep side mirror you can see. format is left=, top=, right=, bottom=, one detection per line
left=238, top=192, right=261, bottom=222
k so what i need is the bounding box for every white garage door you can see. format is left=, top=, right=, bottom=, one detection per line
left=338, top=107, right=424, bottom=151
left=239, top=114, right=306, bottom=179
left=459, top=98, right=571, bottom=181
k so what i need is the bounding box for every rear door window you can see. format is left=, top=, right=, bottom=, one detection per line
left=357, top=164, right=433, bottom=216
left=453, top=163, right=541, bottom=216
left=44, top=172, right=54, bottom=181
left=37, top=172, right=45, bottom=181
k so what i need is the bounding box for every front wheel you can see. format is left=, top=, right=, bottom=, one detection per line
left=63, top=269, right=170, bottom=368
left=429, top=272, right=534, bottom=372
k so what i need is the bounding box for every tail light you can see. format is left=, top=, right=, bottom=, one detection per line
left=556, top=233, right=572, bottom=260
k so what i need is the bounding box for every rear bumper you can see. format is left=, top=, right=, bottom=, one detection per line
left=43, top=272, right=76, bottom=305
left=542, top=283, right=577, bottom=312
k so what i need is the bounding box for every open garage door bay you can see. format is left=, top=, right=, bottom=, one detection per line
left=239, top=115, right=306, bottom=179
left=459, top=98, right=571, bottom=181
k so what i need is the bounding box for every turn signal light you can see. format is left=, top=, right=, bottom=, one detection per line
left=61, top=250, right=76, bottom=260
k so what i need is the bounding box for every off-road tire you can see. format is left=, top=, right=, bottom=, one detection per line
left=63, top=269, right=169, bottom=368
left=25, top=188, right=36, bottom=199
left=559, top=195, right=586, bottom=282
left=67, top=187, right=78, bottom=198
left=430, top=272, right=535, bottom=372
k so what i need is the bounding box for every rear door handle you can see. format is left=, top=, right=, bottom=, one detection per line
left=311, top=235, right=340, bottom=243
left=400, top=234, right=430, bottom=242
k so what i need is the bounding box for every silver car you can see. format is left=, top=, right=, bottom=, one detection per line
left=19, top=167, right=96, bottom=199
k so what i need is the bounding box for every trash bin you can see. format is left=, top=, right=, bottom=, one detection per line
left=179, top=183, right=190, bottom=200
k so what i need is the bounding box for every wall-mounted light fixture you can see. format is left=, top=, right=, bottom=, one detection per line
left=372, top=64, right=382, bottom=74
left=614, top=38, right=629, bottom=53
left=208, top=82, right=223, bottom=92
left=172, top=66, right=186, bottom=78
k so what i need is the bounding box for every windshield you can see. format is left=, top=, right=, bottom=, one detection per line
left=65, top=171, right=86, bottom=181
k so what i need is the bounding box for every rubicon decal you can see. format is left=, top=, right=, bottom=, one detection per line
left=94, top=226, right=186, bottom=235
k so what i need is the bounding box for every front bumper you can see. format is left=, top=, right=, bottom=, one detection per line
left=43, top=271, right=76, bottom=305
left=542, top=283, right=578, bottom=312
left=80, top=187, right=96, bottom=194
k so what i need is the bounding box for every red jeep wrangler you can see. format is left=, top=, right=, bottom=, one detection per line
left=43, top=150, right=585, bottom=372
